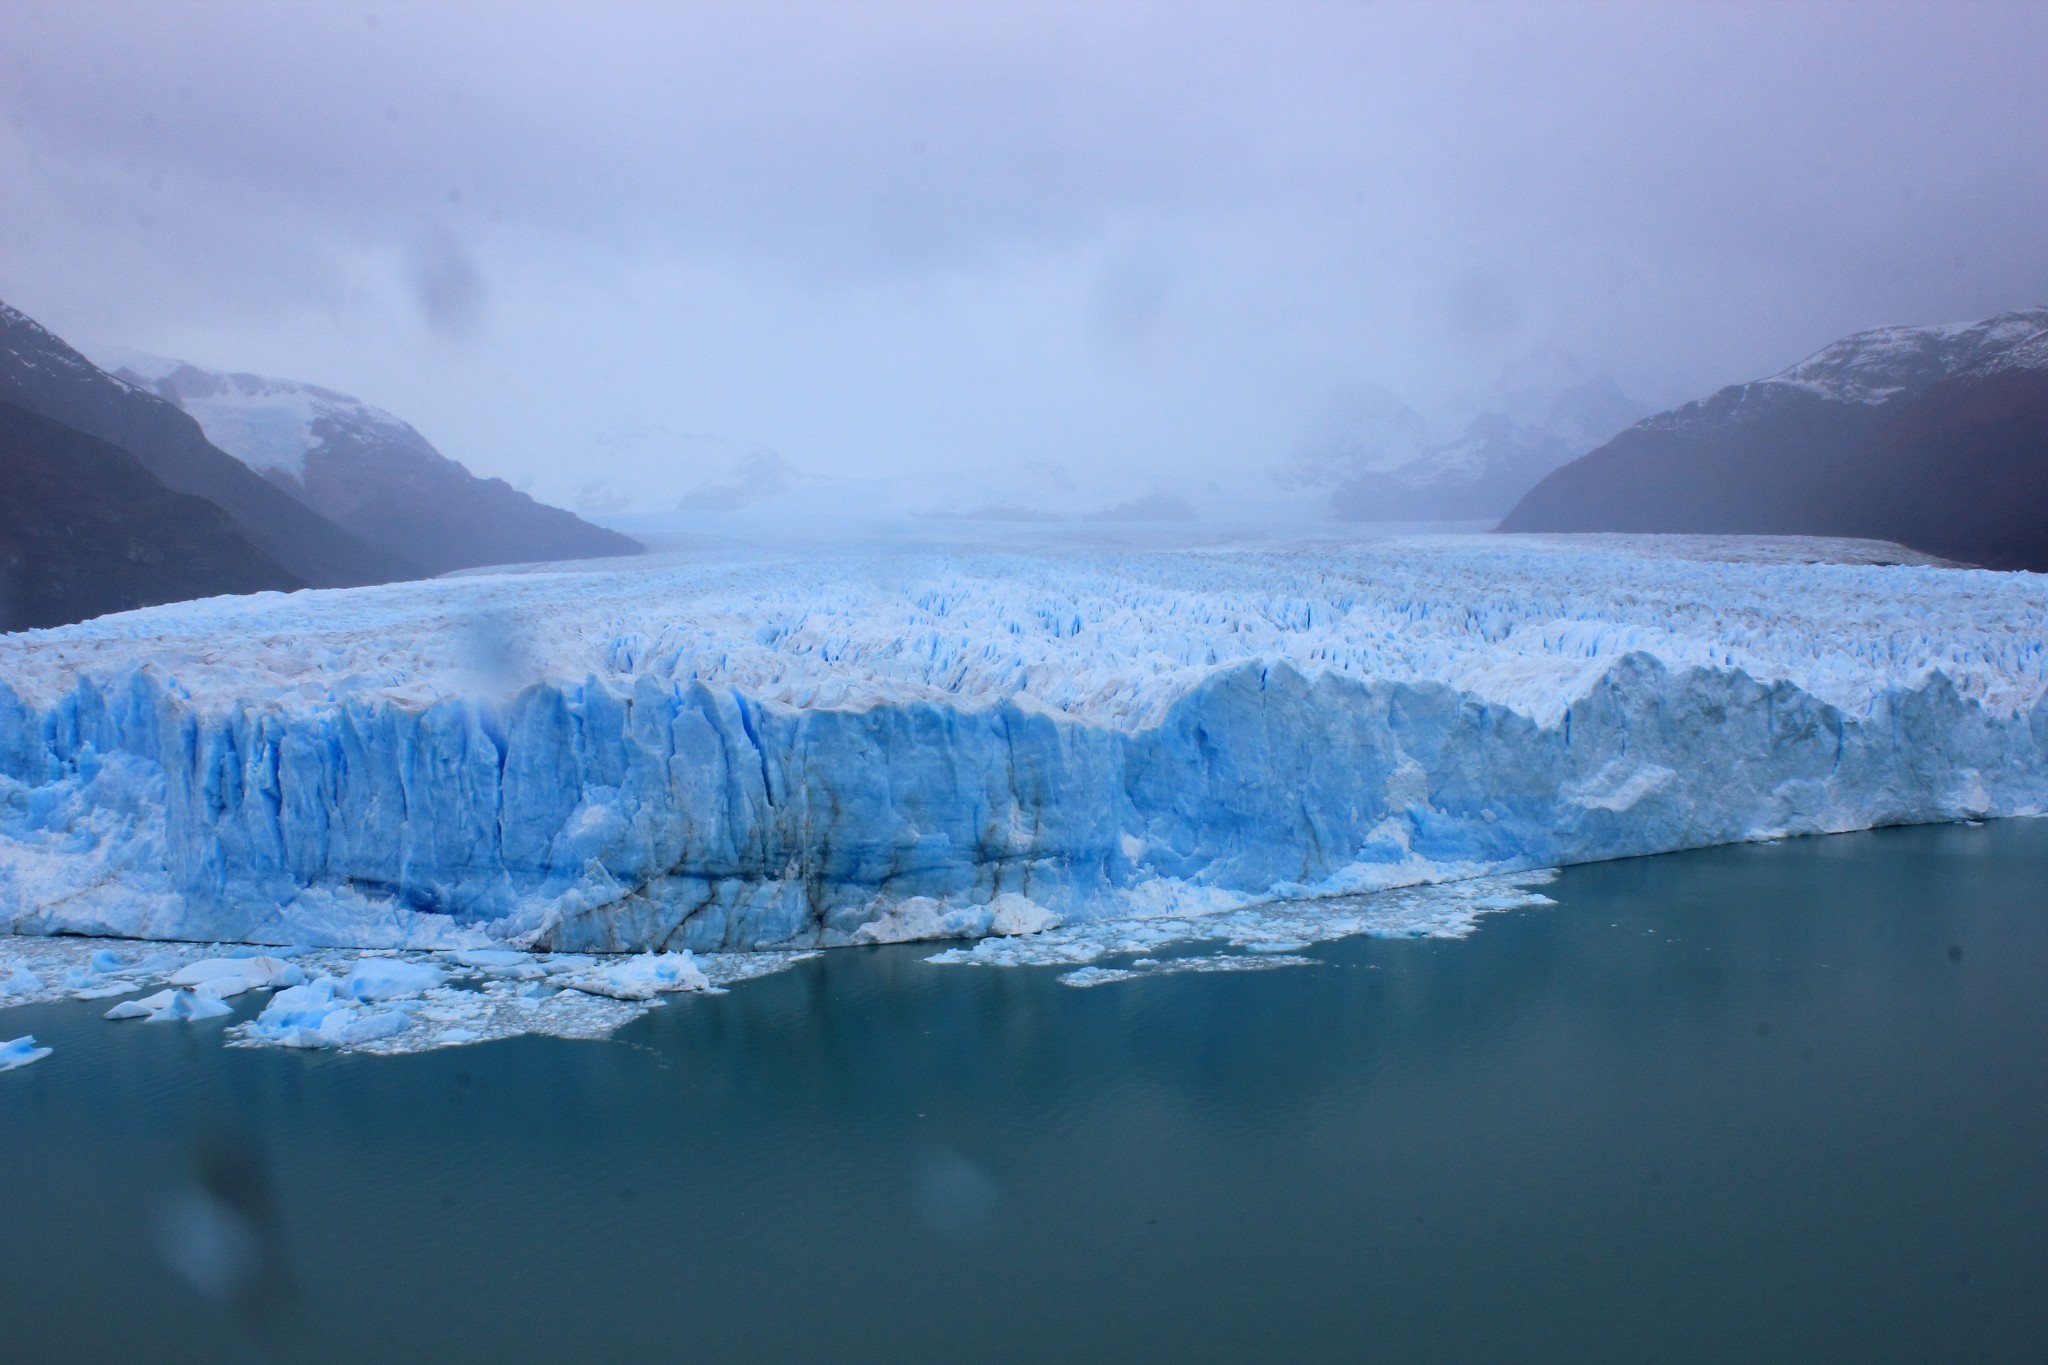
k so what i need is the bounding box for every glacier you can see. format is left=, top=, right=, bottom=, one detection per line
left=2, top=535, right=2045, bottom=955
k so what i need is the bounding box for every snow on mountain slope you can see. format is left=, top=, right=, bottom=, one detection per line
left=676, top=450, right=820, bottom=511
left=1, top=538, right=2043, bottom=953
left=1762, top=307, right=2048, bottom=406
left=1309, top=368, right=1651, bottom=523
left=1500, top=308, right=2048, bottom=570
left=92, top=346, right=399, bottom=482
left=91, top=348, right=640, bottom=574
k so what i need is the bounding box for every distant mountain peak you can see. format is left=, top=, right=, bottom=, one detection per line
left=92, top=347, right=418, bottom=484
left=88, top=346, right=638, bottom=574
left=1500, top=304, right=2048, bottom=571
left=677, top=449, right=817, bottom=512
left=1761, top=307, right=2048, bottom=405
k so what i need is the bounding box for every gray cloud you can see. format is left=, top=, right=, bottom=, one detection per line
left=0, top=0, right=2043, bottom=505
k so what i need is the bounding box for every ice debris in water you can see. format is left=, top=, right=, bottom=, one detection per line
left=246, top=979, right=413, bottom=1049
left=338, top=958, right=445, bottom=1001
left=168, top=956, right=301, bottom=997
left=0, top=1034, right=52, bottom=1070
left=852, top=894, right=1062, bottom=945
left=1059, top=955, right=1322, bottom=988
left=1, top=966, right=44, bottom=997
left=554, top=951, right=712, bottom=1000
left=1, top=869, right=1551, bottom=1055
left=927, top=871, right=1557, bottom=979
left=105, top=987, right=236, bottom=1022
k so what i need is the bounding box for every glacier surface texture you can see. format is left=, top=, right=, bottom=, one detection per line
left=2, top=537, right=2044, bottom=951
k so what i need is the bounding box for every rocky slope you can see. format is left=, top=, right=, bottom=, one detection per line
left=1314, top=373, right=1649, bottom=523
left=0, top=401, right=299, bottom=631
left=0, top=302, right=418, bottom=588
left=1499, top=308, right=2048, bottom=570
left=101, top=351, right=641, bottom=575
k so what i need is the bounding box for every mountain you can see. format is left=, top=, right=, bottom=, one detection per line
left=0, top=400, right=300, bottom=632
left=1328, top=373, right=1651, bottom=522
left=100, top=350, right=641, bottom=575
left=1498, top=308, right=2048, bottom=570
left=676, top=450, right=814, bottom=512
left=0, top=302, right=417, bottom=588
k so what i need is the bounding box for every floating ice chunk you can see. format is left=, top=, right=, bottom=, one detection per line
left=451, top=949, right=531, bottom=969
left=450, top=949, right=542, bottom=979
left=105, top=990, right=174, bottom=1019
left=1059, top=953, right=1320, bottom=988
left=1, top=966, right=45, bottom=997
left=255, top=979, right=341, bottom=1030
left=157, top=991, right=235, bottom=1022
left=70, top=979, right=143, bottom=1000
left=117, top=987, right=237, bottom=1022
left=852, top=899, right=999, bottom=945
left=987, top=893, right=1062, bottom=937
left=0, top=1035, right=52, bottom=1070
left=561, top=951, right=711, bottom=1001
left=169, top=956, right=295, bottom=998
left=272, top=1009, right=412, bottom=1050
left=244, top=978, right=413, bottom=1048
left=338, top=958, right=446, bottom=1001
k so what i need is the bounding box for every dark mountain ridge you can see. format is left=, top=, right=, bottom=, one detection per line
left=108, top=354, right=642, bottom=575
left=1323, top=372, right=1651, bottom=522
left=0, top=302, right=419, bottom=587
left=1499, top=308, right=2048, bottom=570
left=0, top=400, right=299, bottom=632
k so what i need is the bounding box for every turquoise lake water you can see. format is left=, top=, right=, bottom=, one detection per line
left=2, top=820, right=2044, bottom=1363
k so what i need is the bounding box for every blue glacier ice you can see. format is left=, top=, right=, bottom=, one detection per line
left=0, top=1034, right=52, bottom=1070
left=1, top=537, right=2045, bottom=952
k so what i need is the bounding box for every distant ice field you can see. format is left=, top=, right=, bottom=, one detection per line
left=2, top=533, right=2044, bottom=963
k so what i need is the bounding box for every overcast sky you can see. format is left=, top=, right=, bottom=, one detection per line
left=3, top=0, right=2044, bottom=507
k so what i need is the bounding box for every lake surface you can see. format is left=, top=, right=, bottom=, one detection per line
left=3, top=821, right=2045, bottom=1364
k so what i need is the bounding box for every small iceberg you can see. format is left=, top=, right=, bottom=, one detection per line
left=1, top=966, right=45, bottom=997
left=168, top=956, right=300, bottom=998
left=243, top=978, right=415, bottom=1049
left=104, top=988, right=237, bottom=1023
left=339, top=958, right=446, bottom=1001
left=0, top=1034, right=52, bottom=1070
left=558, top=951, right=711, bottom=1001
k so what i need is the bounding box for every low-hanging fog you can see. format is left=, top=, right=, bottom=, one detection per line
left=2, top=0, right=2044, bottom=515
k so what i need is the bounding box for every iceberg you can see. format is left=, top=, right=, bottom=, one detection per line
left=0, top=1034, right=52, bottom=1070
left=244, top=978, right=413, bottom=1049
left=168, top=956, right=299, bottom=997
left=0, top=537, right=2044, bottom=954
left=105, top=986, right=236, bottom=1023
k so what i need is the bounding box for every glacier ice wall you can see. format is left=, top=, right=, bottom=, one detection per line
left=2, top=540, right=2045, bottom=950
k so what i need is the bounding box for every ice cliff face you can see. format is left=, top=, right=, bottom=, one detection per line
left=2, top=539, right=2044, bottom=951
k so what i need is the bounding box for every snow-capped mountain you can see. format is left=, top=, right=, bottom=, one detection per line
left=1501, top=308, right=2048, bottom=570
left=1309, top=370, right=1650, bottom=523
left=98, top=350, right=640, bottom=575
left=1759, top=308, right=2048, bottom=405
left=676, top=450, right=818, bottom=511
left=0, top=301, right=416, bottom=592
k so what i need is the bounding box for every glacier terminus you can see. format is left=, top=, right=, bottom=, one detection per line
left=1, top=534, right=2044, bottom=954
